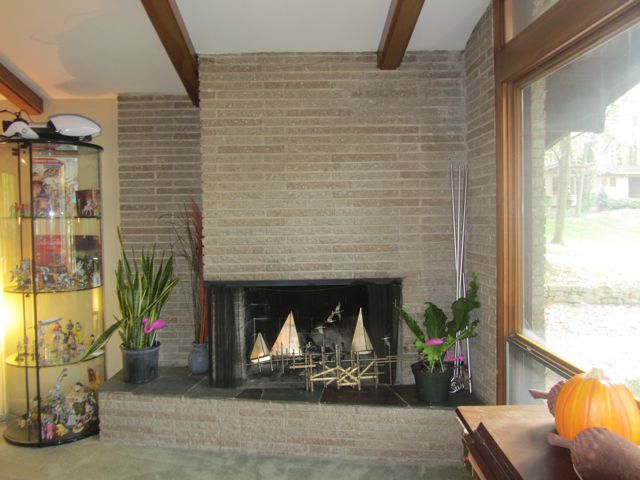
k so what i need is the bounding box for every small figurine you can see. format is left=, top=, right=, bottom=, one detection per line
left=17, top=413, right=32, bottom=429
left=16, top=341, right=24, bottom=363
left=52, top=321, right=62, bottom=335
left=37, top=323, right=46, bottom=349
left=52, top=403, right=65, bottom=425
left=72, top=261, right=87, bottom=287
left=10, top=261, right=31, bottom=290
left=50, top=369, right=68, bottom=403
left=66, top=411, right=78, bottom=430
left=73, top=322, right=84, bottom=345
left=81, top=199, right=98, bottom=216
left=87, top=367, right=101, bottom=390
left=55, top=423, right=68, bottom=437
left=39, top=266, right=54, bottom=289
left=57, top=272, right=71, bottom=289
left=52, top=322, right=62, bottom=358
left=42, top=418, right=54, bottom=440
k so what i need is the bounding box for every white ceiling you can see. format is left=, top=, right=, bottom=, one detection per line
left=0, top=0, right=489, bottom=101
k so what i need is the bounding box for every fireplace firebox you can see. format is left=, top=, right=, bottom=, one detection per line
left=206, top=279, right=401, bottom=389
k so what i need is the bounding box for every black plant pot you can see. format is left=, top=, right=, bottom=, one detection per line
left=121, top=343, right=160, bottom=384
left=411, top=362, right=452, bottom=403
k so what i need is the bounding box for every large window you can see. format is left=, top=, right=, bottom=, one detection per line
left=520, top=22, right=640, bottom=395
left=507, top=0, right=558, bottom=39
left=495, top=0, right=640, bottom=403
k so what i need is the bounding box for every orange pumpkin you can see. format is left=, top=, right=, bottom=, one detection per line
left=554, top=368, right=640, bottom=445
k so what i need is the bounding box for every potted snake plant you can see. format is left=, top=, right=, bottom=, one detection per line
left=82, top=229, right=178, bottom=383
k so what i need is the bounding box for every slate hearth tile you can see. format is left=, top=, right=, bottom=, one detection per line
left=390, top=384, right=484, bottom=408
left=100, top=371, right=140, bottom=393
left=390, top=384, right=419, bottom=405
left=260, top=387, right=323, bottom=403
left=129, top=368, right=203, bottom=397
left=236, top=388, right=263, bottom=400
left=185, top=383, right=241, bottom=399
left=320, top=385, right=406, bottom=407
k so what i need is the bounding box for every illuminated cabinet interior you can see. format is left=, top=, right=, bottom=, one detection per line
left=0, top=139, right=104, bottom=446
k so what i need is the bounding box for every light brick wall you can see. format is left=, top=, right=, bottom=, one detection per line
left=116, top=18, right=500, bottom=392
left=118, top=95, right=201, bottom=366
left=100, top=391, right=462, bottom=464
left=464, top=8, right=497, bottom=404
left=199, top=52, right=467, bottom=382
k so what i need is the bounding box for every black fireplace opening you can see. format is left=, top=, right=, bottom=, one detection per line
left=207, top=279, right=402, bottom=389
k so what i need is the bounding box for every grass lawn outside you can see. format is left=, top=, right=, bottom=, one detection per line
left=541, top=208, right=640, bottom=395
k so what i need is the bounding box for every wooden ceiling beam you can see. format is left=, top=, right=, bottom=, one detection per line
left=377, top=0, right=426, bottom=70
left=141, top=0, right=199, bottom=106
left=0, top=62, right=43, bottom=115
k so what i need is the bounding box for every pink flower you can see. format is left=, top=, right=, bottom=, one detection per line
left=143, top=317, right=167, bottom=334
left=425, top=337, right=444, bottom=346
left=445, top=349, right=464, bottom=362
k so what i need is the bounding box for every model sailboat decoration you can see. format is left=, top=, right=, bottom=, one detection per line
left=270, top=311, right=302, bottom=356
left=249, top=332, right=271, bottom=364
left=350, top=308, right=373, bottom=353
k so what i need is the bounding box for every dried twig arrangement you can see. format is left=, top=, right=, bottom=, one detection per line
left=172, top=200, right=208, bottom=344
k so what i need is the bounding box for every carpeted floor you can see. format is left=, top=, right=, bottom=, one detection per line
left=0, top=423, right=469, bottom=480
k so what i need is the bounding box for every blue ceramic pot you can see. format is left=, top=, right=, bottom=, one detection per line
left=188, top=342, right=209, bottom=374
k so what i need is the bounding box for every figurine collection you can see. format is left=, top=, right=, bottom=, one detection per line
left=9, top=256, right=100, bottom=292
left=17, top=367, right=101, bottom=442
left=14, top=317, right=96, bottom=367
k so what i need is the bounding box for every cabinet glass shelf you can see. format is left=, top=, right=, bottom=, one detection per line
left=6, top=350, right=104, bottom=368
left=4, top=284, right=103, bottom=295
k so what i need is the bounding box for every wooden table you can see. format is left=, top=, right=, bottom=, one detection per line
left=456, top=405, right=579, bottom=480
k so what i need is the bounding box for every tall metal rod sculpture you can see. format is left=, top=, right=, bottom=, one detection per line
left=450, top=164, right=472, bottom=393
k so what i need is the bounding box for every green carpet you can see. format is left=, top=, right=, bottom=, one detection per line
left=0, top=424, right=469, bottom=479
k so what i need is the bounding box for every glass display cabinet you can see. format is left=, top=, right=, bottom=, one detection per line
left=0, top=139, right=104, bottom=445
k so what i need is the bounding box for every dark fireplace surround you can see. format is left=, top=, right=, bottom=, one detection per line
left=206, top=278, right=402, bottom=389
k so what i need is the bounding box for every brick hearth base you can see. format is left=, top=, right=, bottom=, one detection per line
left=99, top=368, right=467, bottom=464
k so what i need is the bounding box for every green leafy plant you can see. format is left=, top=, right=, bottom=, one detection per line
left=397, top=275, right=480, bottom=373
left=82, top=229, right=179, bottom=359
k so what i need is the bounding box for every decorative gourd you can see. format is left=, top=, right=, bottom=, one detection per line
left=548, top=428, right=640, bottom=480
left=554, top=368, right=640, bottom=444
left=529, top=380, right=566, bottom=416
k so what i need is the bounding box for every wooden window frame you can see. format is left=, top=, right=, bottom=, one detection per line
left=494, top=0, right=640, bottom=404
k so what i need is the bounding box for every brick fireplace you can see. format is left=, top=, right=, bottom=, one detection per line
left=200, top=50, right=468, bottom=385
left=106, top=4, right=497, bottom=465
left=117, top=6, right=497, bottom=404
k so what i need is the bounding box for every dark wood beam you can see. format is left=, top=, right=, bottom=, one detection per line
left=0, top=62, right=43, bottom=115
left=377, top=0, right=426, bottom=70
left=141, top=0, right=199, bottom=106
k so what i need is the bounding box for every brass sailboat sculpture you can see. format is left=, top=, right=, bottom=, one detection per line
left=270, top=311, right=302, bottom=356
left=249, top=332, right=271, bottom=364
left=350, top=308, right=373, bottom=353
